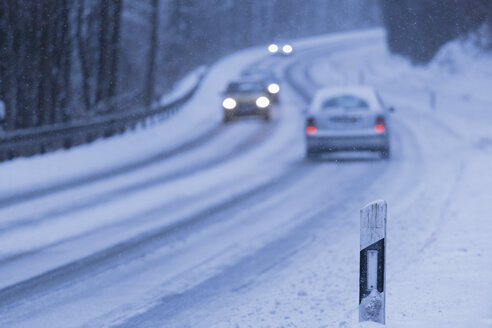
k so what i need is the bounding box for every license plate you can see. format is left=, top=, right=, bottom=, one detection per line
left=330, top=116, right=359, bottom=123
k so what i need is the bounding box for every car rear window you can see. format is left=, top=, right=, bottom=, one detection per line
left=227, top=82, right=264, bottom=93
left=321, top=95, right=369, bottom=110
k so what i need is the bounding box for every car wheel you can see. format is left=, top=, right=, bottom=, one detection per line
left=223, top=116, right=232, bottom=123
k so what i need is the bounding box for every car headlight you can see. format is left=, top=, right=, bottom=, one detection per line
left=256, top=96, right=270, bottom=108
left=268, top=83, right=280, bottom=94
left=268, top=44, right=279, bottom=53
left=282, top=44, right=293, bottom=54
left=222, top=98, right=236, bottom=110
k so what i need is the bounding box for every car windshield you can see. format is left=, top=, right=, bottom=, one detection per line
left=227, top=82, right=264, bottom=93
left=321, top=95, right=369, bottom=110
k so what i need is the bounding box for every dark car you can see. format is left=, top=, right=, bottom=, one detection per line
left=222, top=78, right=272, bottom=122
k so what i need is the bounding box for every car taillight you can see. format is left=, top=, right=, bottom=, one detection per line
left=374, top=115, right=386, bottom=133
left=306, top=117, right=317, bottom=135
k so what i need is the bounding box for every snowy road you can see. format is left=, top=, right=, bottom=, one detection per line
left=0, top=30, right=491, bottom=327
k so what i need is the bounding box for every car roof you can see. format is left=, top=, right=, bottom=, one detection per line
left=311, top=86, right=381, bottom=110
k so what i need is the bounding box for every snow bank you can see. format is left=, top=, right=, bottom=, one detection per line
left=159, top=65, right=208, bottom=106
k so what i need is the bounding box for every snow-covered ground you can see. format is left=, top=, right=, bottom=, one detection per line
left=0, top=29, right=491, bottom=328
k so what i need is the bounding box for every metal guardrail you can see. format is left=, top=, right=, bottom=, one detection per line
left=0, top=67, right=208, bottom=162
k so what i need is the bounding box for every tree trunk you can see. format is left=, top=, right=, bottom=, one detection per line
left=108, top=0, right=122, bottom=104
left=76, top=0, right=93, bottom=111
left=96, top=1, right=109, bottom=104
left=145, top=0, right=159, bottom=106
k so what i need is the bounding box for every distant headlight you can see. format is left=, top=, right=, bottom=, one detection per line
left=256, top=96, right=270, bottom=108
left=282, top=44, right=293, bottom=54
left=268, top=44, right=279, bottom=53
left=222, top=98, right=236, bottom=110
left=268, top=83, right=280, bottom=94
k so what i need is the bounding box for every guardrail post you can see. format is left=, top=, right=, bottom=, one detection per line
left=359, top=200, right=387, bottom=324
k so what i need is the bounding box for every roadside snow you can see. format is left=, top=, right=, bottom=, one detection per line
left=159, top=65, right=208, bottom=106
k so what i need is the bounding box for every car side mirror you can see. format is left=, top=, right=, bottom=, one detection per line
left=388, top=106, right=395, bottom=113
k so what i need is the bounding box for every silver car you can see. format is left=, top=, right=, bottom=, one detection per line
left=304, top=86, right=392, bottom=159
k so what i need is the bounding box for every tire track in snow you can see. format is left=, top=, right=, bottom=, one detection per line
left=283, top=40, right=378, bottom=102
left=0, top=121, right=273, bottom=235
left=0, top=158, right=311, bottom=310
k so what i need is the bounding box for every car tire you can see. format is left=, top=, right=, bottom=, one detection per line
left=263, top=112, right=271, bottom=121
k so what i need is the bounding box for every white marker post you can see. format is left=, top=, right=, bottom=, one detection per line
left=359, top=200, right=387, bottom=324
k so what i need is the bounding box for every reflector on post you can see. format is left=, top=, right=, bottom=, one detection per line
left=366, top=250, right=378, bottom=291
left=359, top=200, right=387, bottom=324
